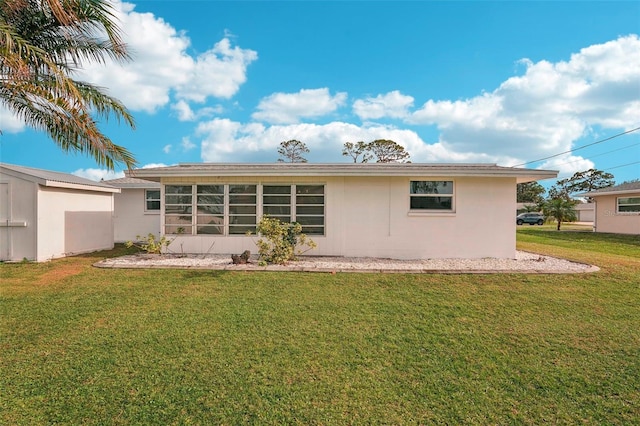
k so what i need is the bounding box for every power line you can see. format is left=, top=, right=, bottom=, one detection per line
left=603, top=161, right=640, bottom=172
left=548, top=141, right=640, bottom=168
left=511, top=126, right=640, bottom=167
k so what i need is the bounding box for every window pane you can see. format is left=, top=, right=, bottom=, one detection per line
left=229, top=205, right=256, bottom=215
left=263, top=185, right=291, bottom=194
left=165, top=194, right=192, bottom=205
left=166, top=225, right=191, bottom=234
left=197, top=195, right=224, bottom=205
left=618, top=197, right=640, bottom=205
left=302, top=226, right=324, bottom=235
left=165, top=185, right=192, bottom=194
left=618, top=205, right=640, bottom=212
left=230, top=216, right=256, bottom=225
left=410, top=196, right=453, bottom=210
left=146, top=190, right=160, bottom=200
left=197, top=185, right=223, bottom=194
left=410, top=181, right=453, bottom=195
left=165, top=215, right=193, bottom=225
left=197, top=215, right=224, bottom=225
left=263, top=195, right=291, bottom=205
left=264, top=205, right=291, bottom=215
left=229, top=195, right=256, bottom=204
left=146, top=201, right=160, bottom=211
left=197, top=225, right=223, bottom=235
left=296, top=185, right=324, bottom=195
left=229, top=225, right=256, bottom=234
left=296, top=195, right=324, bottom=205
left=165, top=205, right=192, bottom=214
left=296, top=216, right=324, bottom=226
left=296, top=205, right=324, bottom=215
left=197, top=205, right=223, bottom=215
left=229, top=185, right=256, bottom=194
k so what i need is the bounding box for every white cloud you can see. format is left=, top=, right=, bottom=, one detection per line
left=163, top=144, right=172, bottom=154
left=0, top=106, right=26, bottom=133
left=181, top=137, right=196, bottom=151
left=352, top=90, right=414, bottom=120
left=72, top=168, right=125, bottom=181
left=406, top=35, right=640, bottom=173
left=252, top=88, right=347, bottom=124
left=538, top=155, right=595, bottom=178
left=73, top=1, right=256, bottom=113
left=171, top=100, right=223, bottom=122
left=196, top=119, right=465, bottom=163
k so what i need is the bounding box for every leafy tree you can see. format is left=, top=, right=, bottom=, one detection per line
left=565, top=168, right=615, bottom=196
left=342, top=141, right=372, bottom=163
left=542, top=198, right=578, bottom=230
left=517, top=182, right=546, bottom=204
left=368, top=139, right=410, bottom=163
left=547, top=177, right=572, bottom=200
left=277, top=139, right=309, bottom=163
left=0, top=0, right=136, bottom=169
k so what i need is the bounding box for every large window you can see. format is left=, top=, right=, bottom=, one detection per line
left=145, top=189, right=160, bottom=211
left=165, top=185, right=193, bottom=234
left=617, top=197, right=640, bottom=213
left=410, top=181, right=453, bottom=211
left=164, top=183, right=324, bottom=235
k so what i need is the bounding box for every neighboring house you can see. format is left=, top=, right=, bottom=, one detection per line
left=579, top=182, right=640, bottom=235
left=574, top=202, right=595, bottom=223
left=104, top=177, right=161, bottom=242
left=130, top=163, right=557, bottom=259
left=0, top=163, right=119, bottom=262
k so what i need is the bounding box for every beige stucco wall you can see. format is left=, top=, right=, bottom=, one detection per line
left=593, top=194, right=640, bottom=235
left=113, top=188, right=161, bottom=242
left=161, top=175, right=517, bottom=259
left=37, top=187, right=115, bottom=261
left=0, top=174, right=37, bottom=261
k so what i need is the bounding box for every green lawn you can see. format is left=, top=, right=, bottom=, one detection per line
left=1, top=229, right=639, bottom=424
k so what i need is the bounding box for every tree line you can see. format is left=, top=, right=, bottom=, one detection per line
left=277, top=139, right=411, bottom=163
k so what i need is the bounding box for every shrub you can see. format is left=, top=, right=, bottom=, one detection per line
left=125, top=233, right=172, bottom=254
left=253, top=216, right=316, bottom=265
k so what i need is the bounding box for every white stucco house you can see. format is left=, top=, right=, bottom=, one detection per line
left=130, top=163, right=557, bottom=259
left=0, top=163, right=119, bottom=262
left=104, top=177, right=161, bottom=242
left=580, top=181, right=640, bottom=235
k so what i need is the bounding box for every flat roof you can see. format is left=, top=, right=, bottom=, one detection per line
left=104, top=177, right=161, bottom=189
left=128, top=163, right=558, bottom=184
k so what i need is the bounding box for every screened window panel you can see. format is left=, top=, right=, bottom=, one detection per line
left=229, top=205, right=256, bottom=215
left=165, top=225, right=192, bottom=234
left=410, top=181, right=453, bottom=195
left=145, top=190, right=161, bottom=211
left=229, top=225, right=255, bottom=235
left=197, top=216, right=224, bottom=225
left=296, top=205, right=324, bottom=215
left=229, top=195, right=257, bottom=204
left=146, top=201, right=160, bottom=210
left=165, top=205, right=192, bottom=214
left=263, top=205, right=291, bottom=215
left=296, top=216, right=324, bottom=226
left=197, top=225, right=223, bottom=235
left=197, top=185, right=223, bottom=194
left=197, top=205, right=223, bottom=215
left=230, top=216, right=257, bottom=225
left=165, top=185, right=192, bottom=194
left=229, top=185, right=256, bottom=194
left=263, top=185, right=291, bottom=194
left=165, top=215, right=193, bottom=225
left=296, top=195, right=324, bottom=205
left=263, top=195, right=291, bottom=205
left=165, top=194, right=192, bottom=205
left=302, top=226, right=324, bottom=235
left=196, top=195, right=224, bottom=205
left=410, top=197, right=452, bottom=210
left=296, top=185, right=324, bottom=195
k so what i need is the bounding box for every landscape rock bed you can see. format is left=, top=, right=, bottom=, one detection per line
left=95, top=251, right=598, bottom=274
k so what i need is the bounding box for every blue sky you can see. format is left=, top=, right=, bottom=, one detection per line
left=1, top=0, right=639, bottom=186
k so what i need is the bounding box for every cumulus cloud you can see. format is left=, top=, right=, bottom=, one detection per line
left=352, top=90, right=414, bottom=120
left=72, top=168, right=125, bottom=181
left=163, top=144, right=172, bottom=154
left=73, top=1, right=256, bottom=113
left=171, top=100, right=223, bottom=122
left=252, top=88, right=347, bottom=124
left=406, top=35, right=640, bottom=170
left=196, top=118, right=464, bottom=163
left=181, top=137, right=196, bottom=151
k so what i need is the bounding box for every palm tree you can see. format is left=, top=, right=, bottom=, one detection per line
left=542, top=198, right=578, bottom=230
left=0, top=0, right=136, bottom=170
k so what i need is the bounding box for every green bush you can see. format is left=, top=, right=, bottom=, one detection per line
left=125, top=233, right=172, bottom=254
left=254, top=216, right=316, bottom=265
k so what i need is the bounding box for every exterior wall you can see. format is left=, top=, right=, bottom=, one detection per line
left=113, top=188, right=161, bottom=242
left=0, top=174, right=37, bottom=261
left=161, top=175, right=517, bottom=259
left=575, top=203, right=595, bottom=222
left=37, top=187, right=115, bottom=261
left=593, top=194, right=640, bottom=235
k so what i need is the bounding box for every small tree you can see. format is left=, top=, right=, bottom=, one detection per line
left=342, top=141, right=372, bottom=163
left=565, top=168, right=615, bottom=200
left=368, top=139, right=410, bottom=163
left=254, top=216, right=316, bottom=264
left=542, top=198, right=578, bottom=230
left=517, top=182, right=546, bottom=204
left=277, top=139, right=309, bottom=163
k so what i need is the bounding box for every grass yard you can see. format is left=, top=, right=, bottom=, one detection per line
left=1, top=228, right=639, bottom=424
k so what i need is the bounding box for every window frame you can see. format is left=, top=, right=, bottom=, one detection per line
left=616, top=196, right=640, bottom=213
left=144, top=189, right=161, bottom=212
left=408, top=180, right=455, bottom=213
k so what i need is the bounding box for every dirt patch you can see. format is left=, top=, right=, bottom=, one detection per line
left=35, top=263, right=85, bottom=285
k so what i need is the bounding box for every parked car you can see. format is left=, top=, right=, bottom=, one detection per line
left=517, top=212, right=545, bottom=225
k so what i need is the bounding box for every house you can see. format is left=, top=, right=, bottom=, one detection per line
left=574, top=202, right=595, bottom=223
left=0, top=163, right=119, bottom=262
left=579, top=181, right=640, bottom=235
left=104, top=177, right=161, bottom=242
left=129, top=163, right=557, bottom=259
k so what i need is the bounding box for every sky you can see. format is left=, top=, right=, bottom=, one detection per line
left=1, top=0, right=639, bottom=187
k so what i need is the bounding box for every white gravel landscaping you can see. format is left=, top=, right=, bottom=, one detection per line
left=95, top=251, right=598, bottom=274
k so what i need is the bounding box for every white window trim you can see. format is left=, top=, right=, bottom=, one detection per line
left=616, top=196, right=640, bottom=214
left=144, top=189, right=161, bottom=214
left=408, top=179, right=456, bottom=214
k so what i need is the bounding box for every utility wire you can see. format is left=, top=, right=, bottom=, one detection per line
left=511, top=126, right=640, bottom=167
left=549, top=141, right=640, bottom=168
left=603, top=161, right=640, bottom=172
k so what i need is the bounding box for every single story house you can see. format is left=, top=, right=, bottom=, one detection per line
left=104, top=177, right=161, bottom=242
left=574, top=202, right=595, bottom=223
left=579, top=182, right=640, bottom=235
left=130, top=163, right=557, bottom=259
left=0, top=163, right=120, bottom=262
